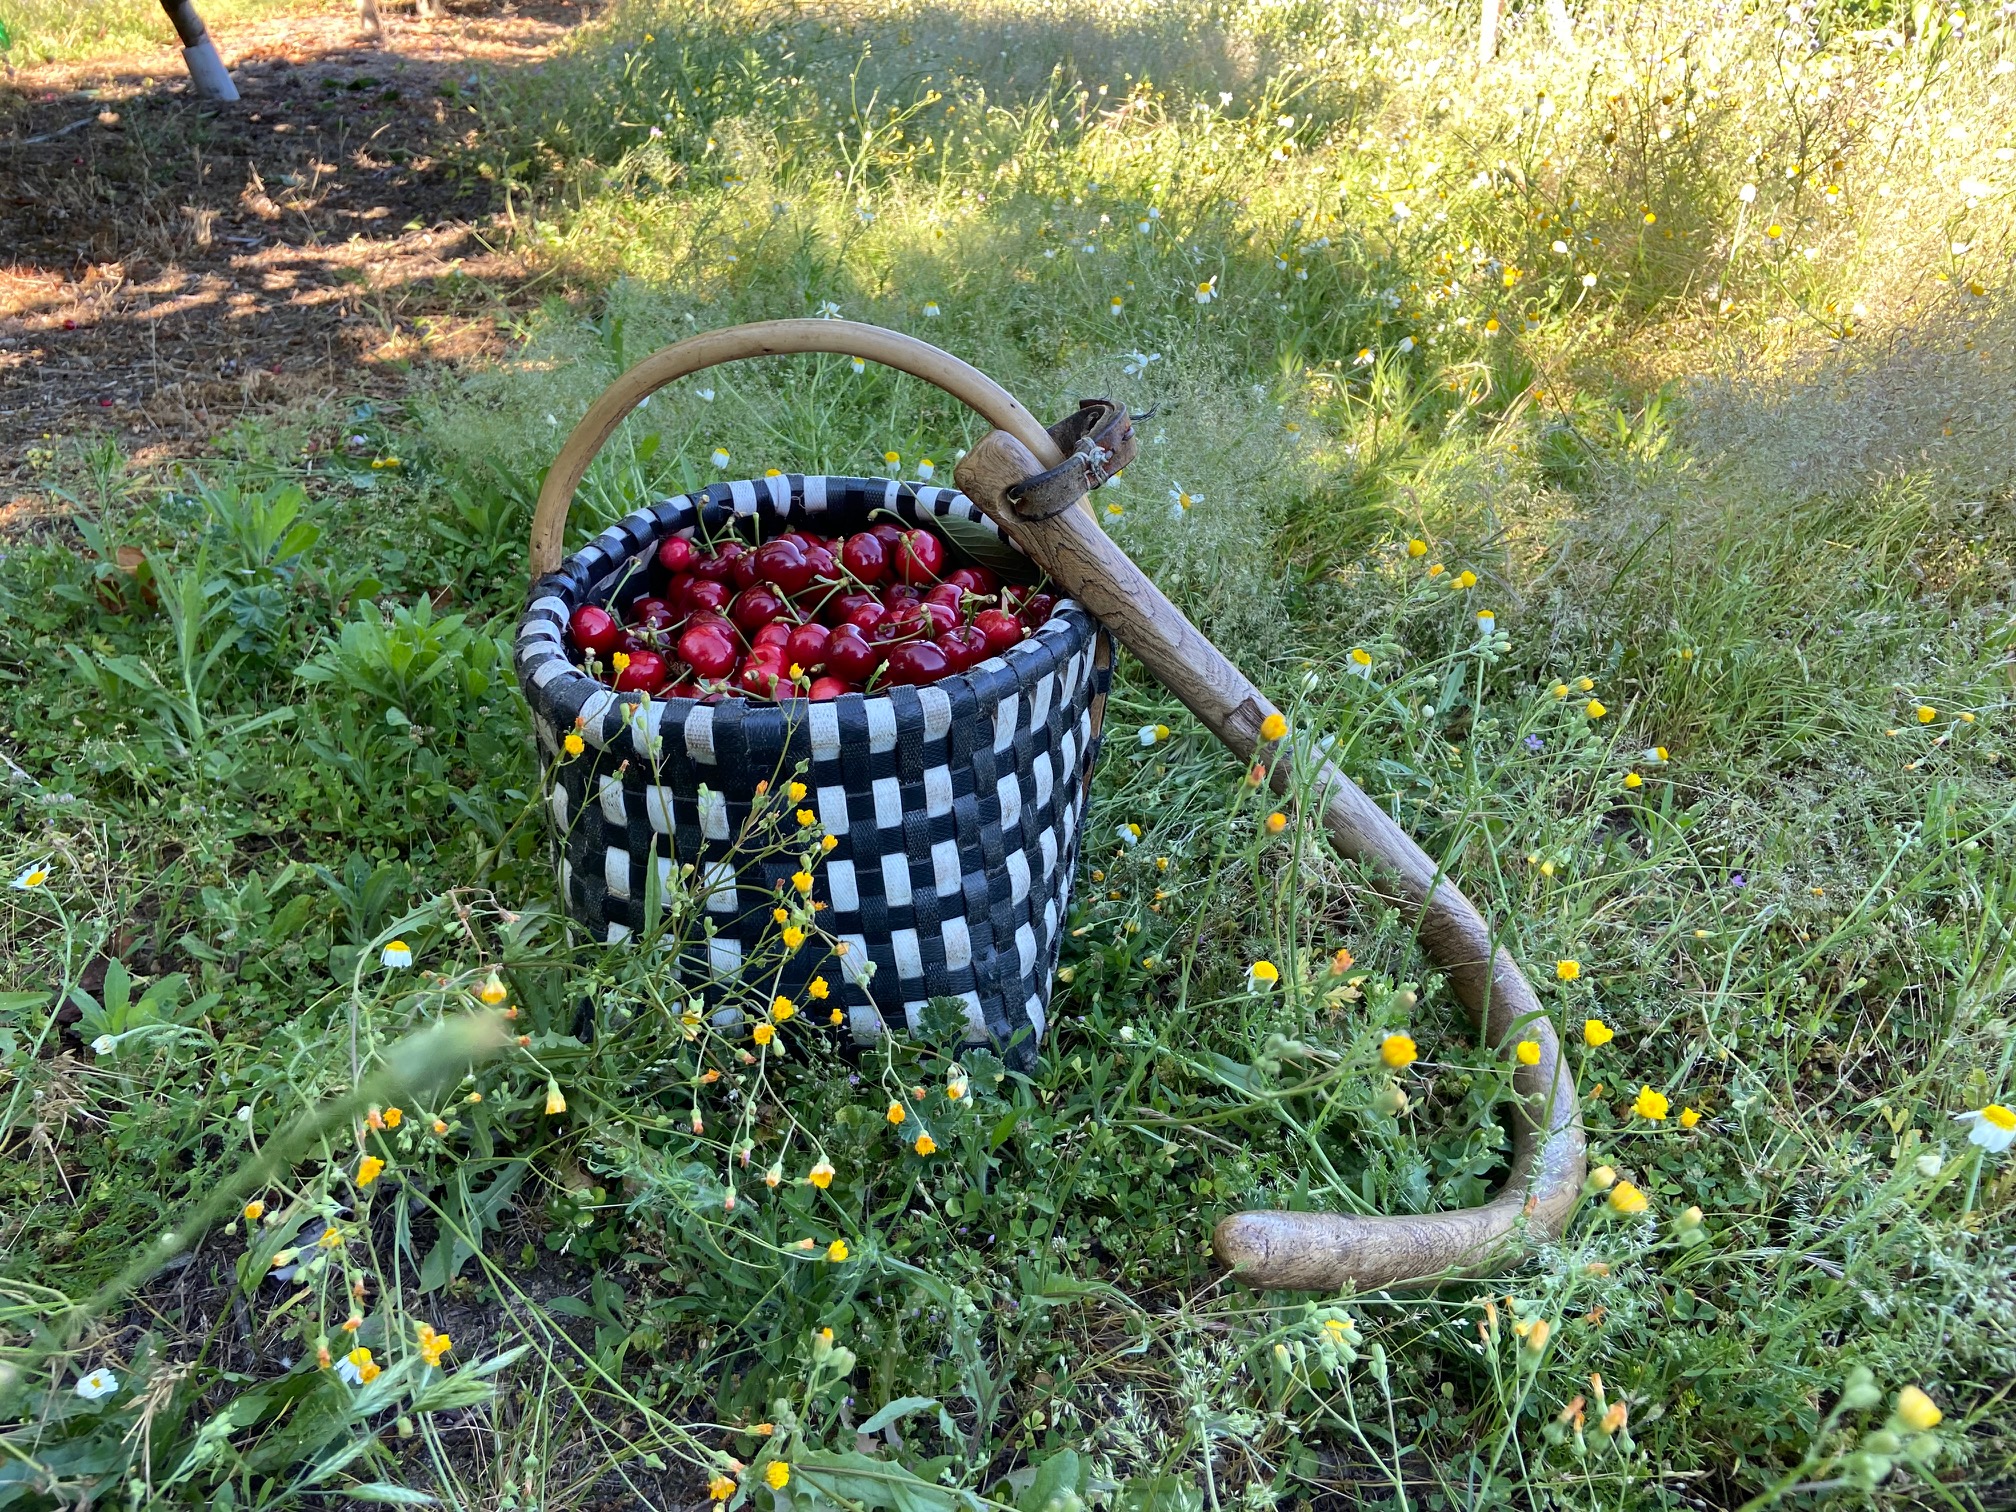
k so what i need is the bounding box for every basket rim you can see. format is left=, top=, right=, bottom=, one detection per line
left=514, top=473, right=1102, bottom=748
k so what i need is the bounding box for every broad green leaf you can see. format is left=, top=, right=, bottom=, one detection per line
left=856, top=1396, right=940, bottom=1436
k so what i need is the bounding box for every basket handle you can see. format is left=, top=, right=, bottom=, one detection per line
left=530, top=319, right=1068, bottom=578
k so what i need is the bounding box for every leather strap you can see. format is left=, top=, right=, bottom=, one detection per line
left=1005, top=399, right=1138, bottom=521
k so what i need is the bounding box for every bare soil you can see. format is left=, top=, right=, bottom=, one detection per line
left=1, top=0, right=587, bottom=528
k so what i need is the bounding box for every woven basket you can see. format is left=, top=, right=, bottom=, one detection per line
left=516, top=331, right=1115, bottom=1066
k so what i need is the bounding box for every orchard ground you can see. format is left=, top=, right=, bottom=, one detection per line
left=2, top=0, right=2013, bottom=1507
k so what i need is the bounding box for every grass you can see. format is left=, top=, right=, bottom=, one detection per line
left=3, top=0, right=2015, bottom=1506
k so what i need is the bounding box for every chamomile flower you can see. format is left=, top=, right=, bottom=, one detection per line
left=1116, top=822, right=1141, bottom=846
left=923, top=300, right=942, bottom=317
left=381, top=940, right=413, bottom=969
left=1195, top=277, right=1217, bottom=304
left=11, top=863, right=51, bottom=890
left=1246, top=960, right=1280, bottom=991
left=1956, top=1104, right=2016, bottom=1153
left=917, top=459, right=935, bottom=480
left=1138, top=723, right=1171, bottom=746
left=74, top=1369, right=120, bottom=1401
left=1168, top=485, right=1201, bottom=518
left=711, top=447, right=731, bottom=469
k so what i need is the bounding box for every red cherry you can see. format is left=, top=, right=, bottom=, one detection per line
left=686, top=577, right=732, bottom=615
left=632, top=597, right=675, bottom=630
left=944, top=566, right=1000, bottom=597
left=752, top=621, right=792, bottom=652
left=826, top=591, right=881, bottom=627
left=1020, top=592, right=1056, bottom=628
left=668, top=681, right=703, bottom=698
left=786, top=621, right=831, bottom=670
left=569, top=604, right=624, bottom=656
left=753, top=537, right=815, bottom=595
left=657, top=536, right=698, bottom=574
left=938, top=624, right=989, bottom=672
left=690, top=550, right=734, bottom=582
left=803, top=544, right=840, bottom=584
left=975, top=608, right=1025, bottom=655
left=736, top=657, right=786, bottom=699
left=924, top=581, right=965, bottom=613
left=839, top=532, right=888, bottom=585
left=882, top=583, right=922, bottom=610
left=871, top=606, right=929, bottom=645
left=883, top=641, right=951, bottom=686
left=917, top=599, right=957, bottom=635
left=895, top=528, right=946, bottom=584
left=809, top=675, right=853, bottom=700
left=664, top=573, right=698, bottom=613
left=613, top=649, right=667, bottom=692
left=869, top=522, right=907, bottom=555
left=730, top=551, right=762, bottom=591
left=730, top=585, right=789, bottom=635
left=679, top=623, right=739, bottom=680
left=826, top=627, right=884, bottom=683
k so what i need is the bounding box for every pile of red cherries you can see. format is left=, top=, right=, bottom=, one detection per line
left=566, top=522, right=1056, bottom=699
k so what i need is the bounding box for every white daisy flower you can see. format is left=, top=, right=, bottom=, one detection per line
left=1956, top=1104, right=2016, bottom=1154
left=1137, top=723, right=1170, bottom=747
left=922, top=300, right=942, bottom=317
left=817, top=300, right=842, bottom=318
left=75, top=1369, right=120, bottom=1400
left=11, top=863, right=51, bottom=890
left=1195, top=277, right=1217, bottom=304
left=1168, top=486, right=1200, bottom=519
left=916, top=459, right=935, bottom=481
left=1115, top=823, right=1141, bottom=847
left=696, top=388, right=715, bottom=401
left=849, top=357, right=866, bottom=374
left=711, top=448, right=731, bottom=469
left=381, top=940, right=413, bottom=969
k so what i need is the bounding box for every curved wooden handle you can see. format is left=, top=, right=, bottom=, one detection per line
left=529, top=319, right=1067, bottom=578
left=955, top=431, right=1585, bottom=1291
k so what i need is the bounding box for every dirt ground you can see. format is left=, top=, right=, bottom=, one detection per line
left=0, top=0, right=589, bottom=525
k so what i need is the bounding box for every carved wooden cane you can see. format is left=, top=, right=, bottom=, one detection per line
left=530, top=320, right=1585, bottom=1290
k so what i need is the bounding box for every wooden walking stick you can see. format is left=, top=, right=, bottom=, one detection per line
left=530, top=320, right=1586, bottom=1291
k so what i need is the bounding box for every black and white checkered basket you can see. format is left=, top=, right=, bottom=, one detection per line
left=515, top=474, right=1110, bottom=1067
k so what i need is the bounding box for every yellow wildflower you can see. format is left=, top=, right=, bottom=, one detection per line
left=1557, top=959, right=1582, bottom=982
left=1381, top=1034, right=1418, bottom=1070
left=1515, top=1040, right=1541, bottom=1066
left=1632, top=1086, right=1669, bottom=1121
left=1896, top=1386, right=1942, bottom=1431
left=1607, top=1180, right=1648, bottom=1215
left=886, top=1101, right=906, bottom=1125
left=808, top=977, right=830, bottom=1000
left=356, top=1156, right=386, bottom=1188
left=825, top=1240, right=848, bottom=1263
left=1260, top=712, right=1287, bottom=742
left=914, top=1133, right=937, bottom=1156
left=1583, top=1018, right=1614, bottom=1047
left=808, top=1157, right=835, bottom=1188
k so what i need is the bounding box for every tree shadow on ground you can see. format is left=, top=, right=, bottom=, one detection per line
left=0, top=0, right=595, bottom=522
